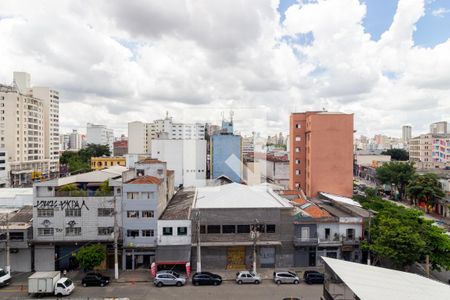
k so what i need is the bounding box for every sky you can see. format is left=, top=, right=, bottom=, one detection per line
left=0, top=0, right=449, bottom=138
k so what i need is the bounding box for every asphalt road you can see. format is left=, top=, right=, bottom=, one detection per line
left=0, top=281, right=323, bottom=300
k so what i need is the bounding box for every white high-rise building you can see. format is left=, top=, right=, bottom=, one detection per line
left=430, top=121, right=448, bottom=135
left=128, top=113, right=205, bottom=154
left=402, top=125, right=412, bottom=143
left=69, top=129, right=83, bottom=150
left=0, top=72, right=60, bottom=186
left=86, top=123, right=114, bottom=154
left=151, top=139, right=207, bottom=187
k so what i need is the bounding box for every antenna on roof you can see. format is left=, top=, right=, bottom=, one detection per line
left=221, top=111, right=225, bottom=122
left=230, top=111, right=234, bottom=123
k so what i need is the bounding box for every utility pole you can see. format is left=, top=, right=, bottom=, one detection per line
left=5, top=213, right=10, bottom=274
left=367, top=211, right=372, bottom=266
left=196, top=211, right=202, bottom=273
left=425, top=255, right=430, bottom=278
left=113, top=196, right=119, bottom=280
left=251, top=219, right=259, bottom=274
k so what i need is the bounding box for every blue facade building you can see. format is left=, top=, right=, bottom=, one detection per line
left=211, top=134, right=242, bottom=182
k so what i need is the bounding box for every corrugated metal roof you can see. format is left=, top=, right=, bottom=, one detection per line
left=194, top=183, right=292, bottom=209
left=322, top=257, right=450, bottom=300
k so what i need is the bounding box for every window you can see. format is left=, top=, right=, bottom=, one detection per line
left=127, top=192, right=139, bottom=200
left=295, top=124, right=301, bottom=129
left=127, top=230, right=139, bottom=237
left=9, top=232, right=24, bottom=241
left=65, top=227, right=81, bottom=236
left=295, top=136, right=301, bottom=142
left=98, top=227, right=114, bottom=235
left=222, top=225, right=236, bottom=234
left=38, top=228, right=54, bottom=236
left=142, top=230, right=154, bottom=237
left=65, top=208, right=81, bottom=217
left=266, top=224, right=276, bottom=233
left=200, top=225, right=206, bottom=234
left=346, top=228, right=355, bottom=240
left=237, top=225, right=250, bottom=233
left=98, top=208, right=114, bottom=217
left=207, top=225, right=220, bottom=234
left=295, top=169, right=301, bottom=175
left=163, top=227, right=173, bottom=236
left=127, top=210, right=139, bottom=218
left=177, top=227, right=187, bottom=236
left=295, top=147, right=300, bottom=153
left=325, top=228, right=331, bottom=239
left=295, top=159, right=300, bottom=164
left=141, top=210, right=154, bottom=218
left=141, top=192, right=153, bottom=199
left=37, top=209, right=54, bottom=217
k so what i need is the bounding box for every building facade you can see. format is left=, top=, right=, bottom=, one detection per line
left=0, top=72, right=60, bottom=186
left=86, top=123, right=114, bottom=154
left=430, top=121, right=448, bottom=135
left=409, top=134, right=450, bottom=169
left=151, top=139, right=207, bottom=187
left=127, top=114, right=205, bottom=154
left=113, top=140, right=128, bottom=157
left=32, top=166, right=125, bottom=271
left=402, top=125, right=412, bottom=142
left=210, top=134, right=242, bottom=183
left=289, top=112, right=354, bottom=198
left=91, top=157, right=126, bottom=170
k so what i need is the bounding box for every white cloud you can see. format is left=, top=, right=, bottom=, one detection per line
left=431, top=7, right=450, bottom=17
left=0, top=0, right=448, bottom=139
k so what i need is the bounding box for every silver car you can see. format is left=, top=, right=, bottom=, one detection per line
left=235, top=271, right=261, bottom=284
left=154, top=272, right=186, bottom=287
left=273, top=271, right=299, bottom=285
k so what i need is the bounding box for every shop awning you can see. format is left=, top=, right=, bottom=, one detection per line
left=155, top=245, right=191, bottom=265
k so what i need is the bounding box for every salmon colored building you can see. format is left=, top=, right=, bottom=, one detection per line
left=289, top=112, right=354, bottom=198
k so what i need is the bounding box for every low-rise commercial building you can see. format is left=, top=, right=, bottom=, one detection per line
left=91, top=156, right=126, bottom=170
left=32, top=166, right=126, bottom=271
left=191, top=183, right=293, bottom=270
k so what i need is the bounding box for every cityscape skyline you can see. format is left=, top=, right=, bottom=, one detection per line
left=0, top=0, right=449, bottom=137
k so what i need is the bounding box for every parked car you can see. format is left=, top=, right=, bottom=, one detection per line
left=154, top=272, right=186, bottom=287
left=304, top=272, right=324, bottom=284
left=81, top=272, right=110, bottom=287
left=157, top=270, right=182, bottom=277
left=303, top=270, right=321, bottom=280
left=273, top=271, right=299, bottom=285
left=192, top=272, right=222, bottom=286
left=235, top=271, right=261, bottom=284
left=0, top=268, right=11, bottom=287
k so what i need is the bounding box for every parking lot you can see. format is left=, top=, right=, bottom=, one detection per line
left=0, top=280, right=323, bottom=300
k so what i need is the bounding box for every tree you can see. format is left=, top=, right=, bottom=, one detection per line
left=376, top=161, right=415, bottom=200
left=75, top=243, right=106, bottom=271
left=407, top=173, right=445, bottom=210
left=79, top=144, right=111, bottom=163
left=357, top=194, right=450, bottom=271
left=59, top=144, right=110, bottom=174
left=95, top=180, right=111, bottom=196
left=381, top=149, right=409, bottom=161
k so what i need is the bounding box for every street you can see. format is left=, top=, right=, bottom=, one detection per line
left=0, top=281, right=323, bottom=300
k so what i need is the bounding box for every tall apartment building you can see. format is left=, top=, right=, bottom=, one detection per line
left=0, top=72, right=59, bottom=186
left=430, top=121, right=448, bottom=135
left=86, top=123, right=114, bottom=154
left=0, top=150, right=8, bottom=187
left=127, top=114, right=205, bottom=154
left=409, top=133, right=450, bottom=169
left=402, top=125, right=412, bottom=142
left=60, top=129, right=84, bottom=151
left=289, top=112, right=354, bottom=198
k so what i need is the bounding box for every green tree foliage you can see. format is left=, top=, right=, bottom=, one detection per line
left=357, top=195, right=450, bottom=271
left=376, top=161, right=415, bottom=200
left=407, top=173, right=445, bottom=209
left=59, top=144, right=111, bottom=174
left=381, top=149, right=409, bottom=161
left=75, top=243, right=106, bottom=271
left=95, top=180, right=112, bottom=196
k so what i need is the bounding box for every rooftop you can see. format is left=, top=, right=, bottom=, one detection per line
left=137, top=158, right=164, bottom=164
left=194, top=183, right=292, bottom=209
left=35, top=166, right=127, bottom=187
left=160, top=189, right=195, bottom=220
left=322, top=257, right=450, bottom=300
left=127, top=176, right=162, bottom=185
left=303, top=205, right=331, bottom=218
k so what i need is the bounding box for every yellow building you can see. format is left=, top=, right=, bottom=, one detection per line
left=91, top=157, right=126, bottom=170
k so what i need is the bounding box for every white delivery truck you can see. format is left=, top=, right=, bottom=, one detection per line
left=0, top=268, right=12, bottom=287
left=28, top=271, right=75, bottom=297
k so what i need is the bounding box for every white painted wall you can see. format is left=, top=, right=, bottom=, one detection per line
left=128, top=121, right=147, bottom=154
left=157, top=220, right=191, bottom=246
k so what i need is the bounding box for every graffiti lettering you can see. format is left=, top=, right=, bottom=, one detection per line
left=34, top=200, right=89, bottom=210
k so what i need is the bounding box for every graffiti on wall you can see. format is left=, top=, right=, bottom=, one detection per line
left=34, top=200, right=89, bottom=210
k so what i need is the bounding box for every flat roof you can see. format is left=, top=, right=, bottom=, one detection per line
left=194, top=183, right=292, bottom=209
left=323, top=257, right=450, bottom=300
left=320, top=192, right=362, bottom=207
left=35, top=166, right=127, bottom=186
left=160, top=189, right=195, bottom=220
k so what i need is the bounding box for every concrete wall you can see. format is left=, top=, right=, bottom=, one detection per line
left=0, top=248, right=32, bottom=272
left=34, top=245, right=55, bottom=271
left=294, top=224, right=317, bottom=238
left=128, top=121, right=147, bottom=154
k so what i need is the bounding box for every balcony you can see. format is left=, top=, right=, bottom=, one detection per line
left=294, top=236, right=319, bottom=246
